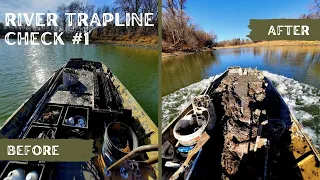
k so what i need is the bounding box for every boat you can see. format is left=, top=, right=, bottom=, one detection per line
left=162, top=67, right=320, bottom=180
left=0, top=58, right=159, bottom=180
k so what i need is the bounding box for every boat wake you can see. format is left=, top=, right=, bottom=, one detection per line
left=162, top=71, right=320, bottom=148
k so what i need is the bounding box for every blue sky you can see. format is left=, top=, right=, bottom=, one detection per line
left=91, top=0, right=114, bottom=7
left=184, top=0, right=314, bottom=41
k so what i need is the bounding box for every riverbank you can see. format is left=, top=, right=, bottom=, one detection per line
left=162, top=47, right=216, bottom=58
left=162, top=40, right=320, bottom=58
left=91, top=35, right=158, bottom=49
left=216, top=40, right=320, bottom=49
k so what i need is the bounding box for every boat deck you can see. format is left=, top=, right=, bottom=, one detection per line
left=32, top=66, right=105, bottom=179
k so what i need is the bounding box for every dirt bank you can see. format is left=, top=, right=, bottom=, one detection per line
left=90, top=35, right=158, bottom=49
left=162, top=47, right=216, bottom=58
left=216, top=40, right=320, bottom=49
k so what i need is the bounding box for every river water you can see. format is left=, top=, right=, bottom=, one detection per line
left=162, top=46, right=320, bottom=147
left=0, top=39, right=158, bottom=124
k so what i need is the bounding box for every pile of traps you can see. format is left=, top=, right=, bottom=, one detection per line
left=211, top=68, right=268, bottom=178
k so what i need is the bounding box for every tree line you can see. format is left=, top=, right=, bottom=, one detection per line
left=0, top=0, right=158, bottom=40
left=162, top=0, right=217, bottom=52
left=217, top=38, right=254, bottom=47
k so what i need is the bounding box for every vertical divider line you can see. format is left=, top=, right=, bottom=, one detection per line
left=158, top=0, right=163, bottom=179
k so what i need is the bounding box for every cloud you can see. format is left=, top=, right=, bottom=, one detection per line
left=0, top=0, right=76, bottom=21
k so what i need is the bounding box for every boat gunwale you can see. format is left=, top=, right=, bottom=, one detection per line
left=264, top=76, right=320, bottom=161
left=112, top=74, right=157, bottom=130
left=101, top=62, right=159, bottom=179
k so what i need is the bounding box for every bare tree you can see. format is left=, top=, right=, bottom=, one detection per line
left=300, top=0, right=320, bottom=19
left=57, top=4, right=68, bottom=32
left=84, top=3, right=95, bottom=32
left=312, top=0, right=320, bottom=11
left=163, top=0, right=217, bottom=52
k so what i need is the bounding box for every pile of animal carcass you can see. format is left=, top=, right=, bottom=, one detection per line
left=210, top=68, right=268, bottom=178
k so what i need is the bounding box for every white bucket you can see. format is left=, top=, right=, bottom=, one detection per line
left=173, top=95, right=216, bottom=146
left=173, top=109, right=208, bottom=146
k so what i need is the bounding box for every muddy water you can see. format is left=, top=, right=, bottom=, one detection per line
left=162, top=46, right=320, bottom=148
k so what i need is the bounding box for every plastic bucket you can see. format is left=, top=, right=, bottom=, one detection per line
left=102, top=122, right=138, bottom=166
left=173, top=109, right=208, bottom=146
